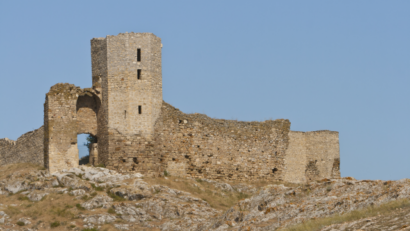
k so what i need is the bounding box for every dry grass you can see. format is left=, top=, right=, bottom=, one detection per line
left=0, top=163, right=44, bottom=180
left=1, top=192, right=82, bottom=229
left=281, top=199, right=410, bottom=231
left=145, top=176, right=252, bottom=211
left=243, top=180, right=301, bottom=189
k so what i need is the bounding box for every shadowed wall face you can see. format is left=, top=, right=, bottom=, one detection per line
left=76, top=94, right=100, bottom=136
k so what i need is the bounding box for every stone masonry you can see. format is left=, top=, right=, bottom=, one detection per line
left=1, top=32, right=340, bottom=183
left=0, top=126, right=44, bottom=166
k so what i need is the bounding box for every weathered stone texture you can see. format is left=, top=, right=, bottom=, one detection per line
left=284, top=131, right=340, bottom=183
left=44, top=83, right=101, bottom=173
left=0, top=126, right=44, bottom=166
left=91, top=33, right=162, bottom=173
left=157, top=103, right=291, bottom=182
left=1, top=32, right=340, bottom=184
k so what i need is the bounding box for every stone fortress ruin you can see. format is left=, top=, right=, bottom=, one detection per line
left=0, top=33, right=340, bottom=183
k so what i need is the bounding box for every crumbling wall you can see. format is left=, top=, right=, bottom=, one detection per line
left=0, top=126, right=44, bottom=166
left=44, top=83, right=79, bottom=173
left=44, top=83, right=100, bottom=173
left=156, top=102, right=291, bottom=182
left=108, top=102, right=340, bottom=183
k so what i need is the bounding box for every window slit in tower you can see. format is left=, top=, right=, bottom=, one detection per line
left=137, top=69, right=141, bottom=79
left=124, top=110, right=127, bottom=119
left=137, top=49, right=141, bottom=62
left=138, top=106, right=142, bottom=114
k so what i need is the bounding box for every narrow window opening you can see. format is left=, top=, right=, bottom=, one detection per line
left=124, top=110, right=127, bottom=119
left=138, top=106, right=142, bottom=114
left=137, top=69, right=141, bottom=79
left=137, top=49, right=141, bottom=62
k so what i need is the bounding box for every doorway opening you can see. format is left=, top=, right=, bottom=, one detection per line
left=78, top=134, right=97, bottom=165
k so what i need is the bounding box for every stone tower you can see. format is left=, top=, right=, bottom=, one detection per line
left=44, top=33, right=162, bottom=173
left=91, top=33, right=162, bottom=170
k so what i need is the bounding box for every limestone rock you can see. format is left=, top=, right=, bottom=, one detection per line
left=81, top=195, right=113, bottom=210
left=81, top=214, right=116, bottom=225
left=69, top=189, right=86, bottom=197
left=4, top=180, right=28, bottom=194
left=17, top=217, right=31, bottom=225
left=114, top=224, right=130, bottom=230
left=27, top=191, right=48, bottom=202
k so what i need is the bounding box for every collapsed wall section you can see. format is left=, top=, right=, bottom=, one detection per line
left=156, top=102, right=291, bottom=182
left=44, top=83, right=80, bottom=173
left=0, top=126, right=44, bottom=166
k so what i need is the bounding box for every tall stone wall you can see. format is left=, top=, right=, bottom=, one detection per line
left=0, top=126, right=44, bottom=166
left=92, top=101, right=340, bottom=183
left=157, top=103, right=291, bottom=182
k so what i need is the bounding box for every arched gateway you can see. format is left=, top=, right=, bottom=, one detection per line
left=44, top=85, right=101, bottom=173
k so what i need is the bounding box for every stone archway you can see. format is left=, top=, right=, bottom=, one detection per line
left=76, top=94, right=100, bottom=136
left=44, top=84, right=101, bottom=173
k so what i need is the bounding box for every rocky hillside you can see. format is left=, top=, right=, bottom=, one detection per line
left=0, top=164, right=409, bottom=231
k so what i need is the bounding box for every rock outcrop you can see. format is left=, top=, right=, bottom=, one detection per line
left=0, top=165, right=409, bottom=230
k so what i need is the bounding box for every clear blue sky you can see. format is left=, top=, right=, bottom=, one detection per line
left=1, top=1, right=409, bottom=180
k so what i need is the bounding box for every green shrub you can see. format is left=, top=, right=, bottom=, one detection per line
left=16, top=221, right=25, bottom=226
left=96, top=163, right=105, bottom=168
left=164, top=170, right=169, bottom=177
left=106, top=189, right=125, bottom=202
left=107, top=207, right=116, bottom=214
left=76, top=204, right=86, bottom=211
left=18, top=195, right=29, bottom=201
left=91, top=183, right=104, bottom=191
left=237, top=192, right=250, bottom=200
left=82, top=228, right=98, bottom=231
left=50, top=221, right=60, bottom=228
